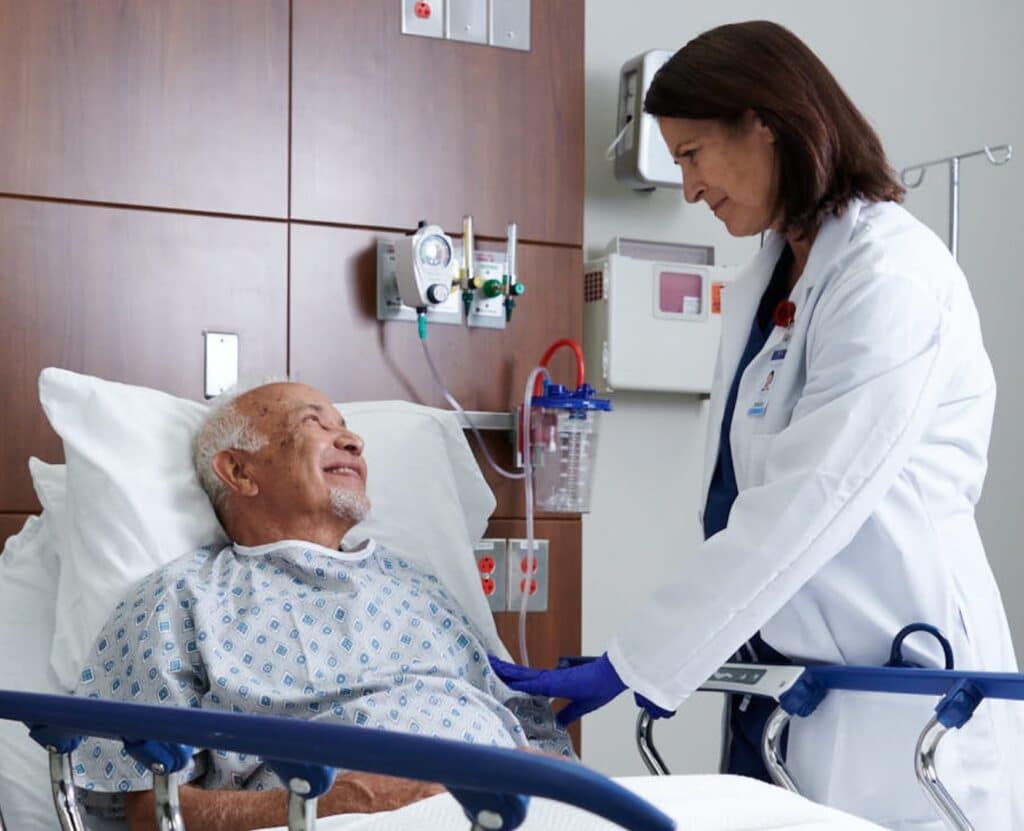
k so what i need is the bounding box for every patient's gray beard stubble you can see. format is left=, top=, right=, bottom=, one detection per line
left=330, top=488, right=371, bottom=523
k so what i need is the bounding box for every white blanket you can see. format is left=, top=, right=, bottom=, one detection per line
left=258, top=775, right=885, bottom=830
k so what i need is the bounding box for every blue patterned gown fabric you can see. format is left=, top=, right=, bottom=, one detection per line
left=72, top=539, right=572, bottom=802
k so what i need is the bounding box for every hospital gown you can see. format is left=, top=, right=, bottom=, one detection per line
left=71, top=539, right=572, bottom=807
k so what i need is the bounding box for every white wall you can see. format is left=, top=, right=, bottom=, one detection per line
left=581, top=0, right=1024, bottom=776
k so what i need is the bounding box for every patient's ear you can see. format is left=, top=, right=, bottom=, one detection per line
left=211, top=449, right=260, bottom=498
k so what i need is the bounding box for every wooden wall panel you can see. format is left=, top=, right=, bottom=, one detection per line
left=289, top=223, right=583, bottom=516
left=291, top=0, right=584, bottom=245
left=0, top=0, right=289, bottom=217
left=0, top=199, right=288, bottom=512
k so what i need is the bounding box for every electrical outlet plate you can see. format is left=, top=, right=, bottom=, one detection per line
left=489, top=0, right=530, bottom=51
left=401, top=0, right=445, bottom=39
left=447, top=0, right=487, bottom=44
left=475, top=538, right=507, bottom=612
left=376, top=240, right=462, bottom=325
left=506, top=538, right=548, bottom=612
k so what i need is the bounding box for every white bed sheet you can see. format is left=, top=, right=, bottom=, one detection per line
left=257, top=775, right=885, bottom=831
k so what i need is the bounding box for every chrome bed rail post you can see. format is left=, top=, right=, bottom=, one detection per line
left=915, top=716, right=975, bottom=831
left=761, top=706, right=799, bottom=793
left=47, top=750, right=87, bottom=831
left=151, top=766, right=185, bottom=831
left=635, top=712, right=671, bottom=775
left=286, top=778, right=318, bottom=831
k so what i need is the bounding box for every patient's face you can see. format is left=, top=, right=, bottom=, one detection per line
left=235, top=383, right=369, bottom=531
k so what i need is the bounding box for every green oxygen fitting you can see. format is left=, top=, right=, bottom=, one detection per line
left=505, top=280, right=525, bottom=321
left=482, top=278, right=504, bottom=299
left=417, top=309, right=427, bottom=340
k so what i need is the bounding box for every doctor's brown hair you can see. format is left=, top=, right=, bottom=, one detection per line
left=644, top=21, right=905, bottom=238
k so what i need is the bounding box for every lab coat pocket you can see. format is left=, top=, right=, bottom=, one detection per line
left=743, top=433, right=774, bottom=489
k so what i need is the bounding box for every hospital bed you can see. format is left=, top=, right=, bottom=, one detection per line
left=0, top=369, right=1018, bottom=831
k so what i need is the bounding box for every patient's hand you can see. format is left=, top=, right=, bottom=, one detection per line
left=320, top=772, right=445, bottom=815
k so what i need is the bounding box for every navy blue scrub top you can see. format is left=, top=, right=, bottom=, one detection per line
left=703, top=245, right=794, bottom=783
left=703, top=245, right=793, bottom=539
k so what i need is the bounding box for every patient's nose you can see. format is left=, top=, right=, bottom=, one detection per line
left=337, top=430, right=363, bottom=455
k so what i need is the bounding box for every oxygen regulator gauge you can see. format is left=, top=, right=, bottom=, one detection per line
left=393, top=222, right=457, bottom=310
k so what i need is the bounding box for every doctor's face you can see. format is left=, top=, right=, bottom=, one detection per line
left=234, top=383, right=369, bottom=528
left=658, top=112, right=778, bottom=237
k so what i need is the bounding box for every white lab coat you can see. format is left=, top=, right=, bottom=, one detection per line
left=608, top=199, right=1022, bottom=829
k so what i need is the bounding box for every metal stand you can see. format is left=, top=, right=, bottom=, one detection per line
left=47, top=751, right=87, bottom=831
left=636, top=712, right=671, bottom=775
left=915, top=716, right=975, bottom=831
left=151, top=766, right=185, bottom=831
left=900, top=144, right=1013, bottom=262
left=761, top=707, right=799, bottom=793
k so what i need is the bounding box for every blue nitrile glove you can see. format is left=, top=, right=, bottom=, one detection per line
left=488, top=653, right=627, bottom=726
left=634, top=693, right=676, bottom=720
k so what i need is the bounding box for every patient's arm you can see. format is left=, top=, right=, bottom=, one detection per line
left=124, top=773, right=444, bottom=831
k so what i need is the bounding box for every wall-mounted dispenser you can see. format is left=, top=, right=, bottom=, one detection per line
left=609, top=49, right=680, bottom=191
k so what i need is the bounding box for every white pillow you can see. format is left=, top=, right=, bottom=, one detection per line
left=0, top=463, right=66, bottom=831
left=38, top=368, right=501, bottom=690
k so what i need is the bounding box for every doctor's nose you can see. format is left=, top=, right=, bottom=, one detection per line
left=682, top=174, right=705, bottom=204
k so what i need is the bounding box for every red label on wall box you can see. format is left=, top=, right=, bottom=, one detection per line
left=711, top=282, right=724, bottom=314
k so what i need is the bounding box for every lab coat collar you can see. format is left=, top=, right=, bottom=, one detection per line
left=700, top=200, right=866, bottom=508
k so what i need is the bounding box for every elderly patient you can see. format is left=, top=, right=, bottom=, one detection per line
left=72, top=381, right=572, bottom=831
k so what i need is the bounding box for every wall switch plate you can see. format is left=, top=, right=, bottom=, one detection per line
left=376, top=240, right=462, bottom=326
left=447, top=0, right=487, bottom=43
left=203, top=332, right=238, bottom=399
left=506, top=538, right=548, bottom=612
left=489, top=0, right=530, bottom=51
left=401, top=0, right=445, bottom=39
left=475, top=538, right=507, bottom=612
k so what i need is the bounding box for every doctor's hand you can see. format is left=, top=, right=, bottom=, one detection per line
left=488, top=653, right=627, bottom=726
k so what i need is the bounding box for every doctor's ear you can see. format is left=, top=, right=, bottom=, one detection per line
left=742, top=110, right=775, bottom=144
left=211, top=449, right=260, bottom=498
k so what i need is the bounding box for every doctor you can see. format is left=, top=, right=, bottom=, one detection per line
left=492, top=20, right=1021, bottom=830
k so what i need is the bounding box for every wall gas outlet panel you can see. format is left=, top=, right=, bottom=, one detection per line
left=452, top=243, right=508, bottom=330
left=377, top=240, right=462, bottom=325
left=506, top=538, right=548, bottom=613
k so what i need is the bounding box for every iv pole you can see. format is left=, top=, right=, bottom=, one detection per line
left=900, top=144, right=1013, bottom=262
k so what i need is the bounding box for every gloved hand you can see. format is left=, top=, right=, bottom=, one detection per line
left=488, top=653, right=627, bottom=726
left=634, top=693, right=676, bottom=720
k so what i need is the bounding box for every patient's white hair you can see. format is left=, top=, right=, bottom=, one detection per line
left=192, top=378, right=286, bottom=513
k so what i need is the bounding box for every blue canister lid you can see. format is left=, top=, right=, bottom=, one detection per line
left=531, top=382, right=612, bottom=412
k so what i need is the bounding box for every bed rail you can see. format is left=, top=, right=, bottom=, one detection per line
left=0, top=690, right=675, bottom=831
left=638, top=660, right=1024, bottom=831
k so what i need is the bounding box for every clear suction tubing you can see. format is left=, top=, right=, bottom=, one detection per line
left=420, top=332, right=611, bottom=666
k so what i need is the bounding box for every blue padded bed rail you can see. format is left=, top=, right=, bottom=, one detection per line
left=0, top=689, right=675, bottom=831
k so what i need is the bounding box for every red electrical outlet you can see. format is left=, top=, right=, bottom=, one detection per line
left=474, top=540, right=507, bottom=612
left=414, top=1, right=431, bottom=19
left=507, top=539, right=548, bottom=612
